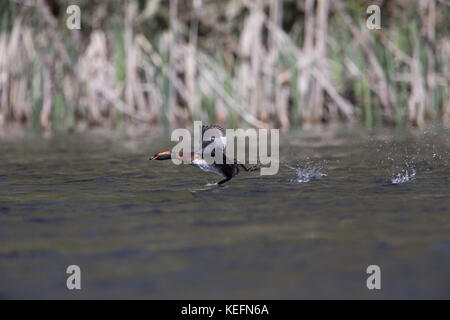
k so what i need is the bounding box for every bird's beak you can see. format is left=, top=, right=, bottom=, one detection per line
left=149, top=150, right=172, bottom=160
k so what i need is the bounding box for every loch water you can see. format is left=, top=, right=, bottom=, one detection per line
left=0, top=127, right=449, bottom=298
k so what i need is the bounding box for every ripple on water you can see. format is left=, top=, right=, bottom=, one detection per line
left=0, top=206, right=10, bottom=215
left=288, top=160, right=327, bottom=183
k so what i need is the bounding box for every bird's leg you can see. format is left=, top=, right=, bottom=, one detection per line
left=247, top=165, right=261, bottom=172
left=217, top=177, right=232, bottom=185
left=239, top=164, right=260, bottom=172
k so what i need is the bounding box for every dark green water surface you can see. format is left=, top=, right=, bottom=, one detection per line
left=0, top=127, right=449, bottom=298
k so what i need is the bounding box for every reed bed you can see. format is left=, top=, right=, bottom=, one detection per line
left=0, top=0, right=449, bottom=132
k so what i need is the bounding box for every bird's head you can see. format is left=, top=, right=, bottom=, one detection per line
left=149, top=150, right=172, bottom=160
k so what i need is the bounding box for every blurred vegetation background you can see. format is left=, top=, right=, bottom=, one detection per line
left=0, top=0, right=449, bottom=133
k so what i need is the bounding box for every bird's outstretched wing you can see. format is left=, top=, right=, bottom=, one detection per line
left=201, top=124, right=227, bottom=151
left=202, top=124, right=225, bottom=136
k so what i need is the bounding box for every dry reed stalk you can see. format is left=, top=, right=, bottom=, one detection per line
left=197, top=61, right=268, bottom=128
left=275, top=77, right=290, bottom=129
left=379, top=33, right=413, bottom=66
left=408, top=46, right=426, bottom=127
left=6, top=18, right=22, bottom=122
left=40, top=67, right=53, bottom=131
left=169, top=0, right=178, bottom=124
left=78, top=29, right=153, bottom=124
left=4, top=15, right=37, bottom=124
left=185, top=0, right=201, bottom=120
left=123, top=1, right=152, bottom=120
left=78, top=31, right=113, bottom=124
left=312, top=0, right=329, bottom=123
left=264, top=15, right=355, bottom=121
left=269, top=0, right=289, bottom=129
left=335, top=0, right=395, bottom=124
left=214, top=99, right=228, bottom=126
left=0, top=33, right=8, bottom=124
left=36, top=0, right=71, bottom=67
left=298, top=0, right=315, bottom=124
left=125, top=0, right=136, bottom=115
left=238, top=0, right=265, bottom=120
left=135, top=35, right=161, bottom=122
left=423, top=0, right=436, bottom=120
left=440, top=39, right=450, bottom=126
left=194, top=53, right=264, bottom=127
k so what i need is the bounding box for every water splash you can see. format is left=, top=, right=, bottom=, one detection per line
left=381, top=144, right=419, bottom=185
left=391, top=168, right=416, bottom=184
left=390, top=156, right=417, bottom=184
left=288, top=160, right=327, bottom=183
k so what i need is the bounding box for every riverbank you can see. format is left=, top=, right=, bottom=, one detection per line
left=1, top=1, right=449, bottom=132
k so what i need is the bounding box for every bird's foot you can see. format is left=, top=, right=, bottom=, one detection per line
left=247, top=165, right=261, bottom=172
left=205, top=182, right=219, bottom=187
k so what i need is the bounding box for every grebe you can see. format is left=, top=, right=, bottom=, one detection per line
left=149, top=125, right=256, bottom=185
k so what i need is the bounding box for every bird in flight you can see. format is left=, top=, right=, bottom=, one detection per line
left=149, top=124, right=258, bottom=185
